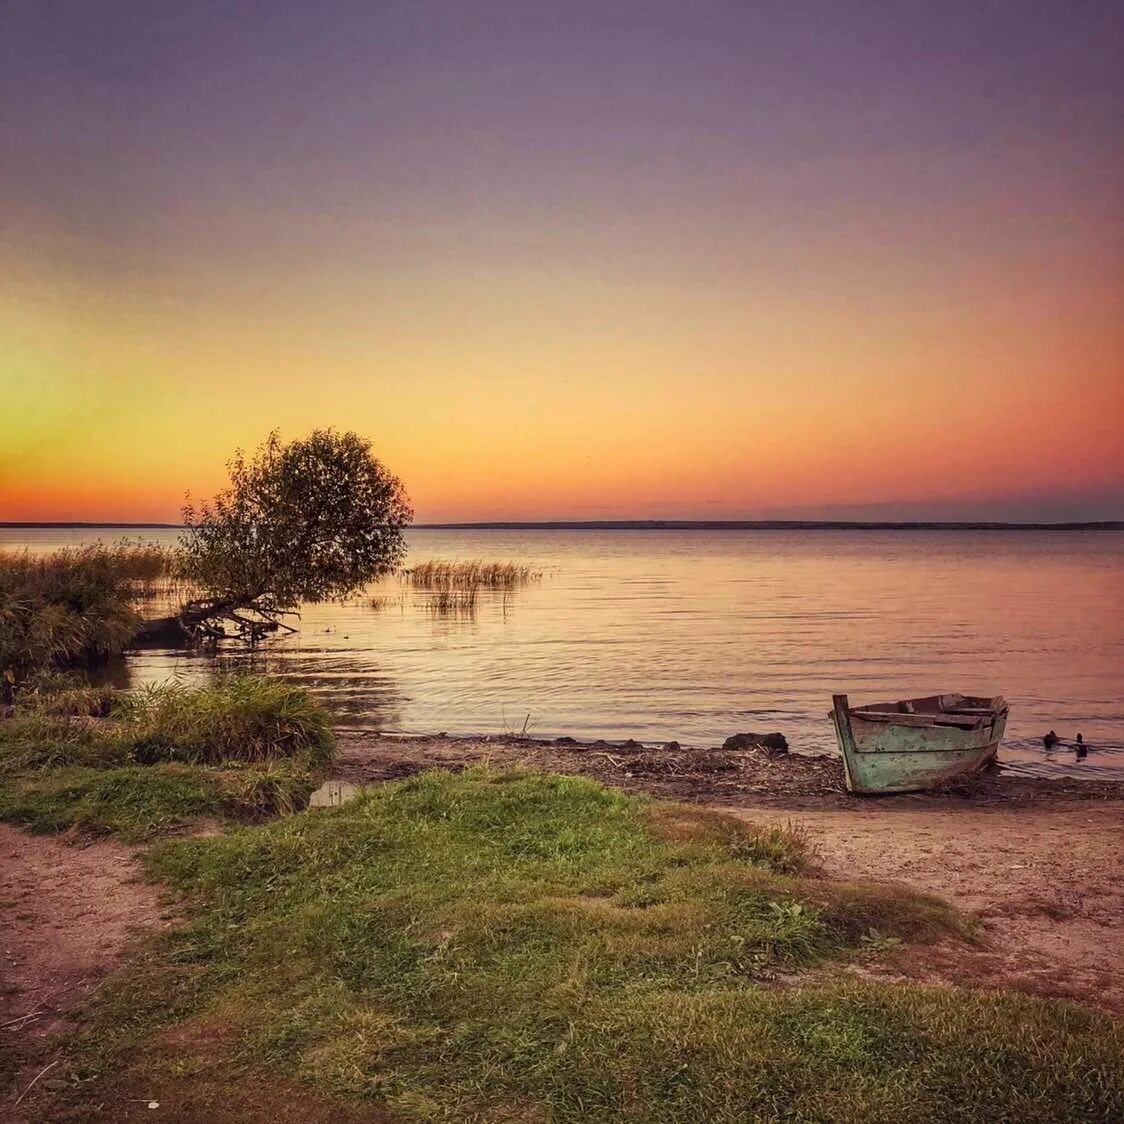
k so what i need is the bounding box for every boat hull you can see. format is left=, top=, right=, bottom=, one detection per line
left=831, top=694, right=1007, bottom=794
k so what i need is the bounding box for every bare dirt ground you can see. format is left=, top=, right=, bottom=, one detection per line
left=728, top=803, right=1124, bottom=1015
left=333, top=730, right=1124, bottom=810
left=0, top=825, right=169, bottom=1119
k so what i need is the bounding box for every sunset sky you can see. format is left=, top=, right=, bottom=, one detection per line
left=2, top=1, right=1121, bottom=523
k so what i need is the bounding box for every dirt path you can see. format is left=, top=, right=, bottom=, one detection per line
left=0, top=825, right=168, bottom=1118
left=728, top=802, right=1124, bottom=1014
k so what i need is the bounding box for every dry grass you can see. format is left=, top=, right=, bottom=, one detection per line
left=407, top=559, right=541, bottom=590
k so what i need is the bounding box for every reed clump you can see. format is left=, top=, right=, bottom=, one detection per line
left=407, top=559, right=541, bottom=590
left=0, top=544, right=182, bottom=684
left=424, top=587, right=479, bottom=617
left=367, top=592, right=405, bottom=612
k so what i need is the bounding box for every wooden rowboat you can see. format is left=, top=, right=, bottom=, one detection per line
left=830, top=693, right=1008, bottom=794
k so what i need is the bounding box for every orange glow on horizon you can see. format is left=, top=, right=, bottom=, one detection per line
left=2, top=240, right=1122, bottom=524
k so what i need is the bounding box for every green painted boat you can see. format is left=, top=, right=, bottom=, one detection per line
left=830, top=692, right=1008, bottom=794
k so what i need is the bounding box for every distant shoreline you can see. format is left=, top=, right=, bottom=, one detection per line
left=3, top=520, right=1122, bottom=532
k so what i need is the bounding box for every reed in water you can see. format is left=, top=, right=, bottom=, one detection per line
left=407, top=559, right=540, bottom=590
left=0, top=543, right=183, bottom=686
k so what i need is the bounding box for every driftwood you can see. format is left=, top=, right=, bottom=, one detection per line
left=134, top=594, right=298, bottom=649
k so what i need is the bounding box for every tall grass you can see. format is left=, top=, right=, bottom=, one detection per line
left=117, top=677, right=335, bottom=767
left=407, top=559, right=540, bottom=590
left=0, top=677, right=333, bottom=838
left=0, top=543, right=181, bottom=682
left=1, top=677, right=334, bottom=771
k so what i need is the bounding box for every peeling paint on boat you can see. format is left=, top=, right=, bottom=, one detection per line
left=831, top=693, right=1008, bottom=794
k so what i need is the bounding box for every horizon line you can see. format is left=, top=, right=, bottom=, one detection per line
left=3, top=520, right=1122, bottom=532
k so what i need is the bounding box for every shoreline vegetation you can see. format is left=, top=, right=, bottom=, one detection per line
left=3, top=725, right=1122, bottom=1120
left=0, top=677, right=333, bottom=841
left=0, top=542, right=548, bottom=681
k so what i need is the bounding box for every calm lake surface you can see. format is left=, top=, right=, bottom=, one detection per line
left=5, top=526, right=1122, bottom=779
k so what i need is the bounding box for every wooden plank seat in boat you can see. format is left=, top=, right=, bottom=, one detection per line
left=850, top=709, right=987, bottom=729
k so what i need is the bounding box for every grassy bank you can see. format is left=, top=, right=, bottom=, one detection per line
left=36, top=769, right=1124, bottom=1122
left=0, top=677, right=332, bottom=839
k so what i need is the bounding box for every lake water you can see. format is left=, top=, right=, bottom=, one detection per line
left=4, top=526, right=1122, bottom=779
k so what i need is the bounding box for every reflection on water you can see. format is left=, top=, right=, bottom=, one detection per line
left=4, top=526, right=1122, bottom=779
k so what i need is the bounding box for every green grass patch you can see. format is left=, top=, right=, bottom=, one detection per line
left=1, top=677, right=334, bottom=771
left=0, top=677, right=333, bottom=839
left=42, top=769, right=1123, bottom=1122
left=0, top=761, right=317, bottom=841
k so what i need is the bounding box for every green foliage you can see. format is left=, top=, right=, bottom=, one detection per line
left=117, top=677, right=335, bottom=768
left=0, top=543, right=177, bottom=684
left=181, top=429, right=412, bottom=612
left=0, top=761, right=316, bottom=841
left=45, top=769, right=1116, bottom=1123
left=0, top=676, right=331, bottom=838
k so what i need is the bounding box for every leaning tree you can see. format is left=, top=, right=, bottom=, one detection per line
left=154, top=430, right=412, bottom=644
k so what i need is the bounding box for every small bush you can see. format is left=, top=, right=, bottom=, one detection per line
left=115, top=677, right=334, bottom=768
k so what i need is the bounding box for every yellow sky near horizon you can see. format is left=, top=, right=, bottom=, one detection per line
left=3, top=235, right=1121, bottom=523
